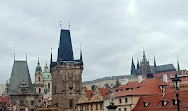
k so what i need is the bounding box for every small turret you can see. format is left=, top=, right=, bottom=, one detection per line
left=36, top=57, right=42, bottom=72
left=142, top=50, right=147, bottom=62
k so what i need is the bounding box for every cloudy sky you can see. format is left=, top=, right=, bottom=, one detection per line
left=0, top=0, right=188, bottom=83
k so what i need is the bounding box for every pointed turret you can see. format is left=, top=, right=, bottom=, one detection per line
left=80, top=48, right=83, bottom=65
left=142, top=50, right=147, bottom=62
left=154, top=56, right=156, bottom=66
left=36, top=57, right=42, bottom=72
left=137, top=58, right=140, bottom=69
left=57, top=29, right=74, bottom=61
left=131, top=57, right=136, bottom=75
left=177, top=57, right=181, bottom=75
left=50, top=48, right=53, bottom=64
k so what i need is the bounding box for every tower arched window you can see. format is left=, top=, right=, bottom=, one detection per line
left=39, top=88, right=41, bottom=94
left=38, top=77, right=41, bottom=81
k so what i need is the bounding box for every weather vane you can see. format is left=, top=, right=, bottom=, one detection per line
left=68, top=22, right=70, bottom=30
left=60, top=21, right=62, bottom=29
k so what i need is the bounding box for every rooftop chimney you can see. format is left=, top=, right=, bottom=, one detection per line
left=138, top=75, right=143, bottom=84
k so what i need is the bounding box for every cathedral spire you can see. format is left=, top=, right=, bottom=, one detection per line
left=137, top=58, right=140, bottom=69
left=154, top=56, right=156, bottom=66
left=50, top=48, right=53, bottom=64
left=177, top=57, right=181, bottom=75
left=131, top=57, right=136, bottom=75
left=142, top=50, right=147, bottom=62
left=80, top=44, right=83, bottom=64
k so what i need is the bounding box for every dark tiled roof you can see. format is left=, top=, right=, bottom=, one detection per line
left=9, top=61, right=37, bottom=95
left=57, top=29, right=74, bottom=61
left=150, top=64, right=176, bottom=73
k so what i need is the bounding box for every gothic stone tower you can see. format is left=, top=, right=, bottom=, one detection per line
left=50, top=29, right=83, bottom=111
left=140, top=50, right=150, bottom=75
left=35, top=58, right=44, bottom=106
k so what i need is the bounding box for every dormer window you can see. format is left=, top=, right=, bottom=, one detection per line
left=159, top=85, right=167, bottom=93
left=144, top=102, right=149, bottom=107
left=172, top=99, right=178, bottom=105
left=161, top=100, right=168, bottom=106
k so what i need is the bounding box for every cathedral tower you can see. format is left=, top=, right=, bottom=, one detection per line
left=50, top=29, right=83, bottom=111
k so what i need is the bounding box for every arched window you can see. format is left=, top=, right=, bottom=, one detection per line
left=39, top=88, right=41, bottom=94
left=38, top=77, right=40, bottom=81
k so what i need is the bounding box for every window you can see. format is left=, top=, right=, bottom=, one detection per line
left=172, top=99, right=178, bottom=105
left=161, top=100, right=168, bottom=106
left=20, top=100, right=24, bottom=106
left=48, top=83, right=50, bottom=89
left=119, top=99, right=122, bottom=104
left=125, top=98, right=128, bottom=103
left=118, top=108, right=121, bottom=111
left=39, top=100, right=41, bottom=103
left=81, top=105, right=83, bottom=111
left=144, top=102, right=149, bottom=107
left=69, top=100, right=73, bottom=108
left=124, top=108, right=127, bottom=111
left=31, top=100, right=34, bottom=106
left=38, top=77, right=40, bottom=81
left=39, top=88, right=41, bottom=94
left=96, top=104, right=98, bottom=110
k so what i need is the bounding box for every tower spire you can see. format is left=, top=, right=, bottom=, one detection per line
left=177, top=56, right=181, bottom=75
left=154, top=56, right=156, bottom=66
left=80, top=44, right=83, bottom=64
left=131, top=57, right=136, bottom=75
left=137, top=58, right=140, bottom=69
left=142, top=49, right=147, bottom=62
left=50, top=48, right=53, bottom=64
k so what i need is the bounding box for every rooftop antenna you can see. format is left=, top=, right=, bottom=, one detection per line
left=60, top=21, right=62, bottom=29
left=68, top=22, right=70, bottom=30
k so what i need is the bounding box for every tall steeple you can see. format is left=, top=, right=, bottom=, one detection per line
left=57, top=29, right=74, bottom=61
left=137, top=58, right=140, bottom=69
left=131, top=57, right=136, bottom=75
left=177, top=57, right=181, bottom=75
left=142, top=50, right=147, bottom=62
left=154, top=56, right=156, bottom=66
left=80, top=47, right=83, bottom=64
left=50, top=48, right=53, bottom=64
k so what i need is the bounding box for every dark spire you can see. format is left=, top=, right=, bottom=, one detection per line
left=131, top=57, right=136, bottom=75
left=137, top=58, right=140, bottom=69
left=177, top=57, right=181, bottom=75
left=50, top=48, right=53, bottom=64
left=80, top=45, right=83, bottom=64
left=57, top=29, right=74, bottom=61
left=154, top=56, right=156, bottom=66
left=14, top=52, right=15, bottom=61
left=142, top=50, right=147, bottom=62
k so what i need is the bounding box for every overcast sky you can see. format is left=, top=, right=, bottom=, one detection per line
left=0, top=0, right=188, bottom=83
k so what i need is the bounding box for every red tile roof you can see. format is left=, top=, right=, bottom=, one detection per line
left=0, top=96, right=10, bottom=106
left=133, top=90, right=188, bottom=111
left=115, top=78, right=173, bottom=97
left=85, top=88, right=109, bottom=99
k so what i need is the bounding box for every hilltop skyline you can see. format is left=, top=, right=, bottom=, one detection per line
left=1, top=0, right=188, bottom=83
